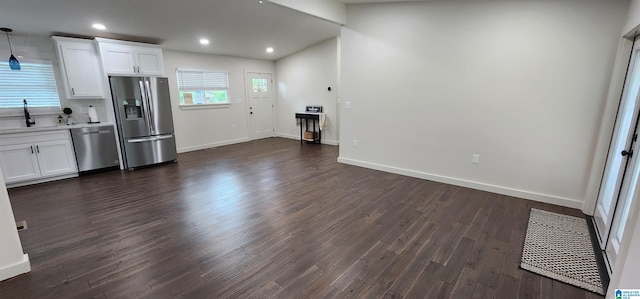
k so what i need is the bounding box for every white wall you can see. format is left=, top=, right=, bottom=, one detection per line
left=0, top=175, right=30, bottom=280
left=269, top=0, right=346, bottom=25
left=624, top=0, right=640, bottom=35
left=275, top=38, right=339, bottom=145
left=162, top=50, right=275, bottom=153
left=339, top=0, right=628, bottom=208
left=0, top=34, right=108, bottom=128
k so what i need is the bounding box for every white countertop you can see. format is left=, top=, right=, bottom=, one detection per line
left=0, top=122, right=114, bottom=135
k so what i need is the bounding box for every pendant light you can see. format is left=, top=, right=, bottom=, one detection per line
left=1, top=28, right=20, bottom=71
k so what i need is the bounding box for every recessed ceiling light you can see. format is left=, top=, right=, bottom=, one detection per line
left=259, top=0, right=264, bottom=3
left=92, top=23, right=106, bottom=30
left=200, top=38, right=210, bottom=45
left=266, top=47, right=274, bottom=53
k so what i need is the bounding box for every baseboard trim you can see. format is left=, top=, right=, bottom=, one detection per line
left=337, top=157, right=584, bottom=209
left=177, top=138, right=250, bottom=153
left=276, top=133, right=339, bottom=146
left=0, top=254, right=30, bottom=281
left=7, top=173, right=78, bottom=189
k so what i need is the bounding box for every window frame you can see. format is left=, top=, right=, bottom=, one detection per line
left=176, top=68, right=231, bottom=109
left=0, top=59, right=62, bottom=117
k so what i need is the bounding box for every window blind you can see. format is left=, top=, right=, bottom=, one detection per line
left=176, top=70, right=229, bottom=91
left=0, top=61, right=61, bottom=112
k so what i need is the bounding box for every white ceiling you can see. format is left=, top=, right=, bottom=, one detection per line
left=0, top=0, right=341, bottom=61
left=0, top=0, right=431, bottom=61
left=341, top=0, right=429, bottom=3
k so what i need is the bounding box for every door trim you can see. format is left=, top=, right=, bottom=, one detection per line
left=583, top=37, right=636, bottom=216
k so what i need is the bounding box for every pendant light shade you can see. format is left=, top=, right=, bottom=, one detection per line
left=1, top=28, right=20, bottom=71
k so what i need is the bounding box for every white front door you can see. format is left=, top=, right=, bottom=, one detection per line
left=246, top=72, right=274, bottom=140
left=594, top=37, right=640, bottom=272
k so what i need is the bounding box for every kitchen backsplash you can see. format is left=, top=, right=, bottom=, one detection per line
left=0, top=99, right=108, bottom=129
left=0, top=33, right=109, bottom=130
left=0, top=34, right=57, bottom=63
left=65, top=99, right=108, bottom=124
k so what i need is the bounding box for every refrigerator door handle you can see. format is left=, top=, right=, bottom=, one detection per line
left=127, top=135, right=173, bottom=143
left=139, top=80, right=153, bottom=135
left=144, top=80, right=155, bottom=134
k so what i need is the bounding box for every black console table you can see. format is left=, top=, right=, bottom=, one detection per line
left=295, top=113, right=322, bottom=144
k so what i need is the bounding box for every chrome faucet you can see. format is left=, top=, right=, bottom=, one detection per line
left=23, top=99, right=36, bottom=127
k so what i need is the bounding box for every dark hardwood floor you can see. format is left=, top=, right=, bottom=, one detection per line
left=1, top=138, right=602, bottom=298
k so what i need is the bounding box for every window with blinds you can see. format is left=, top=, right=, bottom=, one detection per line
left=0, top=60, right=61, bottom=116
left=176, top=69, right=230, bottom=106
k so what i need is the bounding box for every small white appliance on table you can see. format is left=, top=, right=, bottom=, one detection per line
left=295, top=106, right=326, bottom=144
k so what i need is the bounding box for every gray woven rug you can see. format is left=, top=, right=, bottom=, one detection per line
left=520, top=208, right=603, bottom=295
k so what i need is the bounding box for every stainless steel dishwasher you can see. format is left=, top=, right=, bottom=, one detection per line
left=70, top=125, right=120, bottom=173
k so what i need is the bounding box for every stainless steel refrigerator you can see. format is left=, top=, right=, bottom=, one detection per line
left=110, top=76, right=177, bottom=169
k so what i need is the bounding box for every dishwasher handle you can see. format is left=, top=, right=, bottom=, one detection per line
left=80, top=130, right=112, bottom=135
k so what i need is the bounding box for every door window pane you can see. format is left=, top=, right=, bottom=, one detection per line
left=252, top=78, right=268, bottom=93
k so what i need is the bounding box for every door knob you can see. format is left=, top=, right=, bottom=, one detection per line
left=622, top=149, right=633, bottom=157
left=250, top=112, right=253, bottom=115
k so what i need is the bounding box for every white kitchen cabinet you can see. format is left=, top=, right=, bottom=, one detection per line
left=0, top=130, right=78, bottom=186
left=35, top=140, right=78, bottom=177
left=52, top=36, right=106, bottom=99
left=0, top=144, right=40, bottom=183
left=96, top=38, right=164, bottom=76
left=134, top=48, right=164, bottom=75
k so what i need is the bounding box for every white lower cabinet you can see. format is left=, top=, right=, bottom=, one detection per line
left=0, top=143, right=41, bottom=183
left=0, top=130, right=78, bottom=185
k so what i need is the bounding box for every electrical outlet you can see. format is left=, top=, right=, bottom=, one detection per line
left=352, top=140, right=358, bottom=147
left=345, top=101, right=352, bottom=109
left=16, top=220, right=27, bottom=231
left=472, top=154, right=480, bottom=164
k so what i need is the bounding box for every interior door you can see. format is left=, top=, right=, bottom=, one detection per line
left=605, top=135, right=640, bottom=268
left=246, top=72, right=275, bottom=140
left=594, top=37, right=640, bottom=271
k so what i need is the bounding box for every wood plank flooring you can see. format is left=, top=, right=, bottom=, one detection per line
left=1, top=138, right=602, bottom=298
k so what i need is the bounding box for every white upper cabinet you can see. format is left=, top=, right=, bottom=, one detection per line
left=99, top=43, right=137, bottom=75
left=95, top=38, right=164, bottom=76
left=52, top=36, right=106, bottom=99
left=135, top=48, right=164, bottom=75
